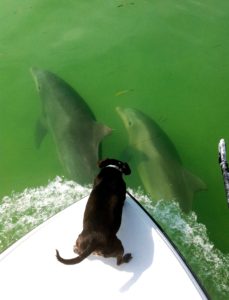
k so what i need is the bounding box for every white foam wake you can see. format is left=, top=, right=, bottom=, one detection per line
left=0, top=176, right=91, bottom=253
left=129, top=188, right=229, bottom=300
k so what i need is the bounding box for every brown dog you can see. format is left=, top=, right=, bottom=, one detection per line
left=56, top=158, right=132, bottom=265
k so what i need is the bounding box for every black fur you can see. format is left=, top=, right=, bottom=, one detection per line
left=56, top=158, right=132, bottom=265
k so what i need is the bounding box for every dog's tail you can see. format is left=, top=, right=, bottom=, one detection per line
left=56, top=244, right=95, bottom=265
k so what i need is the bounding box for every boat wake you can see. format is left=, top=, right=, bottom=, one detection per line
left=0, top=178, right=228, bottom=299
left=0, top=177, right=91, bottom=253
left=131, top=188, right=229, bottom=300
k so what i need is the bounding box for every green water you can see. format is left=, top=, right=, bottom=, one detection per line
left=1, top=1, right=229, bottom=298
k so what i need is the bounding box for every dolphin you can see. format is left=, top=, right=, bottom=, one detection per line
left=116, top=107, right=206, bottom=213
left=31, top=67, right=112, bottom=185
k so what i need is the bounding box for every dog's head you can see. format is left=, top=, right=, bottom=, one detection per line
left=98, top=158, right=131, bottom=175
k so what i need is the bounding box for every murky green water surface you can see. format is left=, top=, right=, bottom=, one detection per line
left=1, top=1, right=229, bottom=299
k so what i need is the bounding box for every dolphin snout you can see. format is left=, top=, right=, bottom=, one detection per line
left=116, top=106, right=126, bottom=117
left=116, top=106, right=125, bottom=120
left=30, top=67, right=39, bottom=77
left=30, top=67, right=41, bottom=91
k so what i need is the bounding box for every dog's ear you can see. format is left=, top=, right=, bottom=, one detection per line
left=97, top=158, right=110, bottom=169
left=122, top=162, right=131, bottom=175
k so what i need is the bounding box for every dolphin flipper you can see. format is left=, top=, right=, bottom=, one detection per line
left=120, top=147, right=133, bottom=162
left=35, top=118, right=48, bottom=148
left=183, top=169, right=207, bottom=192
left=180, top=168, right=207, bottom=212
left=120, top=147, right=149, bottom=163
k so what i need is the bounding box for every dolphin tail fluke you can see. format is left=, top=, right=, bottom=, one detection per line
left=35, top=118, right=48, bottom=148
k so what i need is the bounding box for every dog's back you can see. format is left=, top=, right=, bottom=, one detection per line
left=84, top=166, right=127, bottom=234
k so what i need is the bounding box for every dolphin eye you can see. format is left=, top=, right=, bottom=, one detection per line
left=36, top=84, right=41, bottom=91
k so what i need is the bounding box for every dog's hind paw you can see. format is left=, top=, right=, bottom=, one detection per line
left=123, top=253, right=132, bottom=263
left=117, top=253, right=132, bottom=265
left=73, top=245, right=77, bottom=254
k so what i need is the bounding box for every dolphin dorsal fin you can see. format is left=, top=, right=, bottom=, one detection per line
left=94, top=122, right=112, bottom=142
